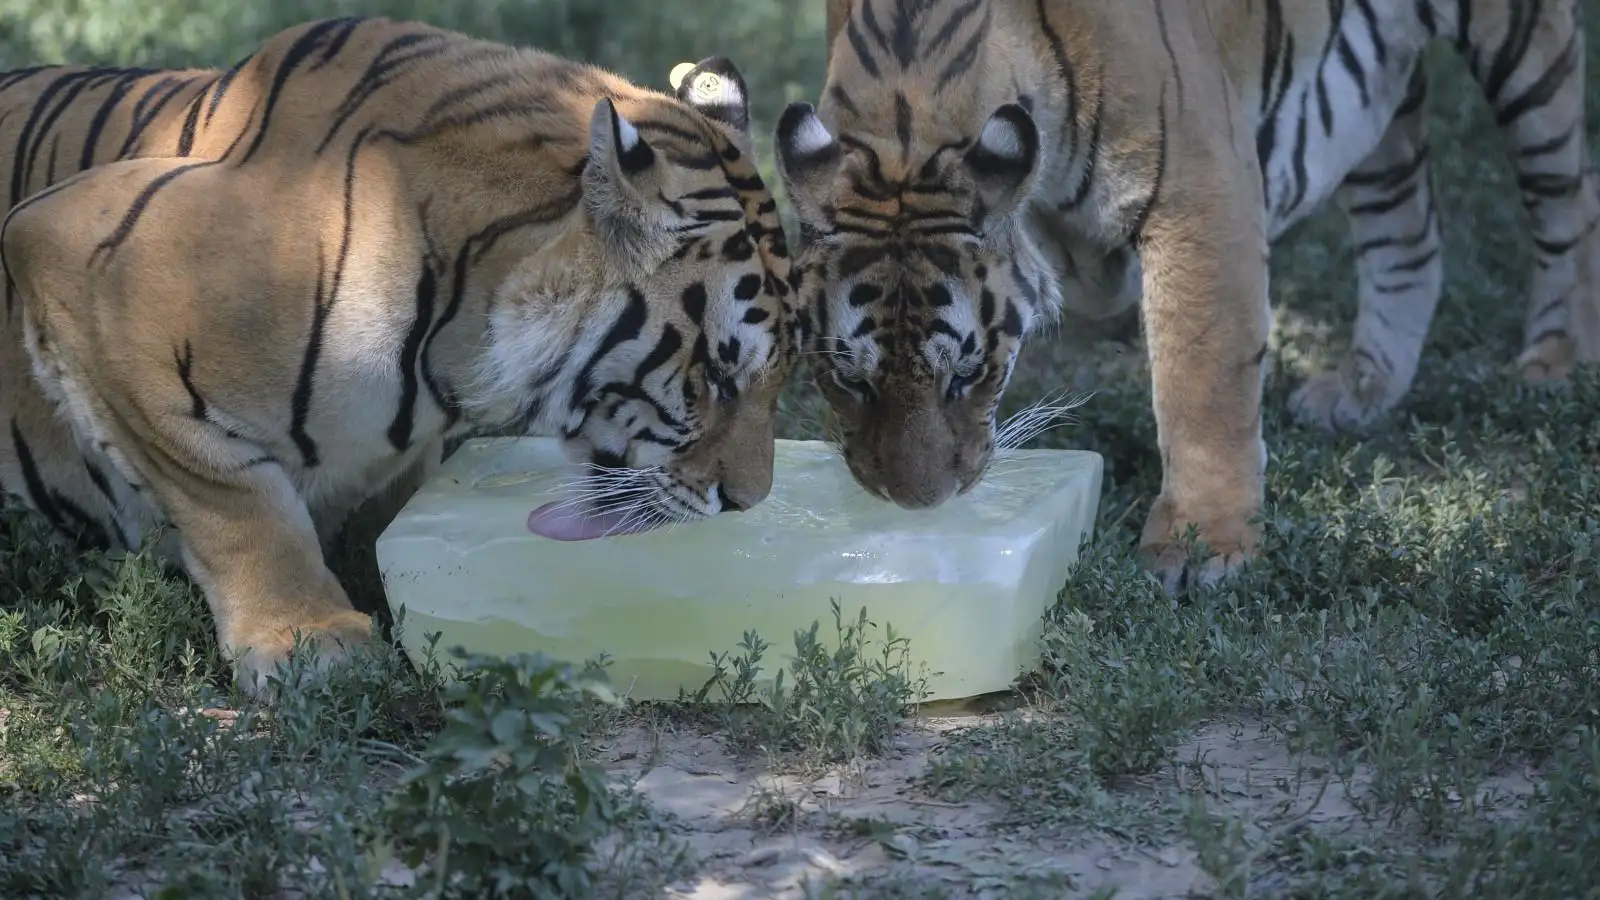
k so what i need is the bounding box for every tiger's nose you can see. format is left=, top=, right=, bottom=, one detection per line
left=713, top=483, right=751, bottom=513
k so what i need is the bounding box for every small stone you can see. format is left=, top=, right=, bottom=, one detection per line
left=803, top=846, right=846, bottom=874
left=735, top=846, right=783, bottom=867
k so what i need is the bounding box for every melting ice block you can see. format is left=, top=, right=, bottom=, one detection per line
left=375, top=437, right=1104, bottom=702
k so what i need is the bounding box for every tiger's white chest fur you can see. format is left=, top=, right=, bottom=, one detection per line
left=1250, top=6, right=1432, bottom=240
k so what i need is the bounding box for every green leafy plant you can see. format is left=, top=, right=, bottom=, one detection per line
left=384, top=650, right=624, bottom=898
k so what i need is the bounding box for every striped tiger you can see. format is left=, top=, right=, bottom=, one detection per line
left=0, top=17, right=800, bottom=695
left=773, top=0, right=1597, bottom=591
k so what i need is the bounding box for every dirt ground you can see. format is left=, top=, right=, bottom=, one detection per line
left=586, top=706, right=1464, bottom=899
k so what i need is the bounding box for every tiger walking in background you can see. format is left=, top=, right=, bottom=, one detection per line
left=0, top=17, right=802, bottom=696
left=774, top=0, right=1597, bottom=591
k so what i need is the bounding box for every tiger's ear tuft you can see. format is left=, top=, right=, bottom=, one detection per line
left=589, top=97, right=656, bottom=180
left=775, top=102, right=840, bottom=181
left=774, top=102, right=841, bottom=221
left=671, top=56, right=750, bottom=134
left=963, top=103, right=1039, bottom=214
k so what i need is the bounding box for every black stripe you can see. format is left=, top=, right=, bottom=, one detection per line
left=1334, top=32, right=1371, bottom=108
left=207, top=53, right=254, bottom=125
left=1152, top=0, right=1185, bottom=112
left=1060, top=77, right=1103, bottom=210
left=1387, top=247, right=1439, bottom=273
left=175, top=340, right=207, bottom=419
left=570, top=289, right=649, bottom=411
left=1518, top=172, right=1581, bottom=199
left=1035, top=0, right=1080, bottom=166
left=51, top=489, right=111, bottom=551
left=1354, top=0, right=1385, bottom=64
left=844, top=8, right=883, bottom=79
left=416, top=71, right=522, bottom=129
left=320, top=32, right=449, bottom=154
left=935, top=7, right=989, bottom=93
left=10, top=71, right=87, bottom=208
left=1282, top=90, right=1311, bottom=215
left=1517, top=121, right=1577, bottom=158
left=1356, top=219, right=1434, bottom=254
left=10, top=418, right=66, bottom=532
left=388, top=261, right=437, bottom=451
left=1343, top=143, right=1429, bottom=188
left=1482, top=0, right=1540, bottom=104
left=1254, top=0, right=1294, bottom=185
left=289, top=246, right=330, bottom=467
left=90, top=161, right=217, bottom=265
left=894, top=92, right=912, bottom=158
left=633, top=323, right=683, bottom=384
left=177, top=89, right=205, bottom=157
left=887, top=0, right=921, bottom=67
left=830, top=85, right=861, bottom=119
left=1454, top=0, right=1473, bottom=52
left=1347, top=178, right=1421, bottom=216
left=311, top=17, right=364, bottom=70
left=241, top=18, right=360, bottom=164
left=287, top=117, right=366, bottom=463
left=926, top=0, right=984, bottom=57
left=116, top=76, right=194, bottom=158
left=1493, top=30, right=1579, bottom=128
left=80, top=70, right=144, bottom=170
left=0, top=66, right=56, bottom=93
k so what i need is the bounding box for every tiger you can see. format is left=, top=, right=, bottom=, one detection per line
left=0, top=17, right=802, bottom=696
left=772, top=0, right=1598, bottom=591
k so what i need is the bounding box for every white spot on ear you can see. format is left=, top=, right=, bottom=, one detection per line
left=692, top=71, right=739, bottom=108
left=790, top=113, right=835, bottom=156
left=978, top=114, right=1025, bottom=161
left=615, top=111, right=640, bottom=152
left=669, top=61, right=695, bottom=90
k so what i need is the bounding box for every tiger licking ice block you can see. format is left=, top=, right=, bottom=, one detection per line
left=375, top=436, right=1103, bottom=702
left=0, top=18, right=799, bottom=699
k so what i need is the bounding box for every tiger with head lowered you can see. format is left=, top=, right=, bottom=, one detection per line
left=0, top=17, right=801, bottom=696
left=775, top=0, right=1597, bottom=591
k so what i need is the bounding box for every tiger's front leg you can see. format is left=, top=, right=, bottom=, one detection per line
left=167, top=458, right=374, bottom=697
left=89, top=409, right=376, bottom=688
left=1132, top=122, right=1272, bottom=593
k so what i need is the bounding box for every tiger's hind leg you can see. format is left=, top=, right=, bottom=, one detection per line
left=1290, top=63, right=1445, bottom=432
left=1456, top=0, right=1598, bottom=382
left=1, top=158, right=374, bottom=701
left=0, top=329, right=168, bottom=565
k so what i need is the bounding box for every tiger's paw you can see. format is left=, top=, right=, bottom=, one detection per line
left=1287, top=367, right=1394, bottom=433
left=226, top=610, right=376, bottom=701
left=1137, top=497, right=1259, bottom=596
left=1516, top=332, right=1576, bottom=385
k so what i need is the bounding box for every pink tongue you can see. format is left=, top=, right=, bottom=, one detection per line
left=526, top=501, right=664, bottom=541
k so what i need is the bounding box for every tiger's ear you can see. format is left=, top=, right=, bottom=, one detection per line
left=588, top=97, right=655, bottom=181
left=962, top=103, right=1039, bottom=215
left=669, top=56, right=750, bottom=134
left=585, top=98, right=672, bottom=259
left=774, top=101, right=841, bottom=219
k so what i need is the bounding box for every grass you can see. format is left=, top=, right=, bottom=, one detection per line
left=3, top=14, right=1599, bottom=900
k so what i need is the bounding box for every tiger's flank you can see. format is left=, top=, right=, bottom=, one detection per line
left=0, top=16, right=801, bottom=696
left=774, top=0, right=1596, bottom=591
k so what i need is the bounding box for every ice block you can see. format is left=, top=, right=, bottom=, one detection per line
left=375, top=437, right=1104, bottom=702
